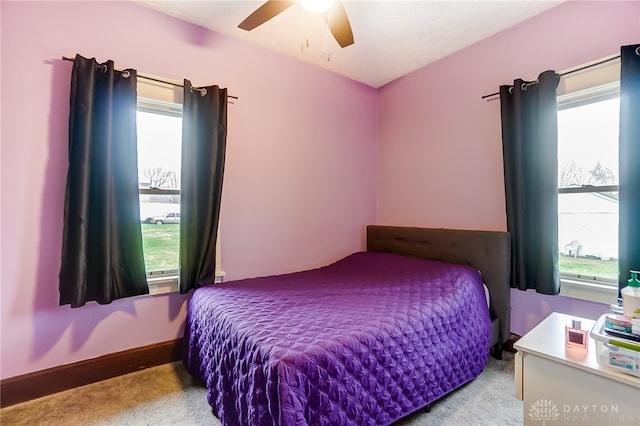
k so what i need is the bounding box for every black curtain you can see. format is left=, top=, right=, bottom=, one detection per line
left=500, top=70, right=561, bottom=295
left=179, top=81, right=227, bottom=293
left=618, top=44, right=640, bottom=292
left=59, top=55, right=148, bottom=307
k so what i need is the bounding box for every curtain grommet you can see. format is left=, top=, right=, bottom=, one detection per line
left=635, top=46, right=640, bottom=56
left=190, top=87, right=207, bottom=96
left=97, top=63, right=107, bottom=73
left=521, top=83, right=528, bottom=91
left=121, top=70, right=131, bottom=79
left=509, top=87, right=514, bottom=94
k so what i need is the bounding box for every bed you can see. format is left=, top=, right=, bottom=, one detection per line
left=183, top=225, right=511, bottom=425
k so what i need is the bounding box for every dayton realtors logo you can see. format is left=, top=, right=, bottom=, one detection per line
left=529, top=399, right=638, bottom=424
left=529, top=399, right=560, bottom=425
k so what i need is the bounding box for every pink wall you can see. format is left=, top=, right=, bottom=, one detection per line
left=0, top=1, right=377, bottom=379
left=2, top=0, right=637, bottom=381
left=377, top=0, right=640, bottom=335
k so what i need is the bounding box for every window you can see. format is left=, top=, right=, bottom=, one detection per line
left=137, top=94, right=183, bottom=293
left=135, top=80, right=224, bottom=295
left=557, top=60, right=620, bottom=304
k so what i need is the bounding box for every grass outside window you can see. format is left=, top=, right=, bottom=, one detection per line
left=141, top=223, right=179, bottom=273
left=559, top=253, right=617, bottom=280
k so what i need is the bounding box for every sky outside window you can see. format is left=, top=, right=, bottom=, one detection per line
left=137, top=111, right=182, bottom=188
left=558, top=97, right=619, bottom=186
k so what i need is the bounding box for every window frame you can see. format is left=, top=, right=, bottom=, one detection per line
left=556, top=77, right=620, bottom=305
left=137, top=97, right=183, bottom=293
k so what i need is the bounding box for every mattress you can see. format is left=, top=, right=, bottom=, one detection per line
left=183, top=251, right=492, bottom=425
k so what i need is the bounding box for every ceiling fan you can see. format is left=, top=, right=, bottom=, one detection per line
left=238, top=0, right=354, bottom=48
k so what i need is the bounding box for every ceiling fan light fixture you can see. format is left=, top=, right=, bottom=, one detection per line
left=299, top=0, right=335, bottom=14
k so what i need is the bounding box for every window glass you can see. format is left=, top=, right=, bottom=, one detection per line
left=558, top=97, right=619, bottom=187
left=557, top=94, right=619, bottom=282
left=137, top=108, right=182, bottom=275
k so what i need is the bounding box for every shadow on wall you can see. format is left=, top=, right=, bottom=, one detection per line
left=510, top=288, right=609, bottom=336
left=183, top=22, right=218, bottom=47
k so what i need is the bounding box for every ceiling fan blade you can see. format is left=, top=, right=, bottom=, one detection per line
left=238, top=1, right=296, bottom=31
left=323, top=1, right=354, bottom=48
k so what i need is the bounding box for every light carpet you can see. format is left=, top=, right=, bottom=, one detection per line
left=1, top=352, right=522, bottom=425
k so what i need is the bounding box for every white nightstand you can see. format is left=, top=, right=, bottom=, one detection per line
left=514, top=312, right=640, bottom=425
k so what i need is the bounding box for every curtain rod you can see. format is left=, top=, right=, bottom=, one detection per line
left=481, top=55, right=621, bottom=100
left=62, top=56, right=238, bottom=100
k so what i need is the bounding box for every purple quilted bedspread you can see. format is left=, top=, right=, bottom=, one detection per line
left=183, top=251, right=491, bottom=425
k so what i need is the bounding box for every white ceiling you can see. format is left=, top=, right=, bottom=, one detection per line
left=137, top=0, right=565, bottom=88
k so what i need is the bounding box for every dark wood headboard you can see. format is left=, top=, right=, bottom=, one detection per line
left=366, top=225, right=511, bottom=347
